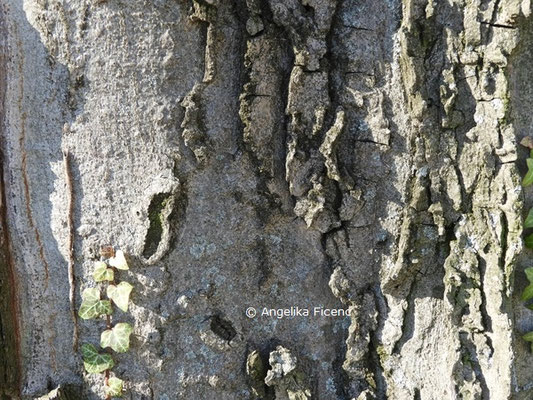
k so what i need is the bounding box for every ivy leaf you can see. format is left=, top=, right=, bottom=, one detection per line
left=79, top=288, right=112, bottom=319
left=526, top=267, right=533, bottom=284
left=524, top=332, right=533, bottom=342
left=101, top=323, right=133, bottom=353
left=93, top=261, right=115, bottom=282
left=107, top=282, right=133, bottom=312
left=525, top=233, right=533, bottom=249
left=105, top=377, right=124, bottom=397
left=523, top=159, right=533, bottom=187
left=109, top=250, right=129, bottom=270
left=522, top=284, right=533, bottom=302
left=81, top=287, right=100, bottom=302
left=81, top=343, right=114, bottom=374
left=525, top=209, right=533, bottom=229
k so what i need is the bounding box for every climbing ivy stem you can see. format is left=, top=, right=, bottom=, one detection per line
left=79, top=248, right=132, bottom=398
left=105, top=369, right=111, bottom=400
left=105, top=270, right=113, bottom=399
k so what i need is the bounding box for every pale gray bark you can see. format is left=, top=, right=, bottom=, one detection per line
left=0, top=0, right=532, bottom=399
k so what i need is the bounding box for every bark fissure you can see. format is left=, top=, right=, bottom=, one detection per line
left=0, top=7, right=21, bottom=395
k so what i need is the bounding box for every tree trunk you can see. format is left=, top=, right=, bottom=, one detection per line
left=1, top=0, right=532, bottom=399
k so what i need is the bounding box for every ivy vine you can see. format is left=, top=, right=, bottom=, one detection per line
left=79, top=248, right=133, bottom=398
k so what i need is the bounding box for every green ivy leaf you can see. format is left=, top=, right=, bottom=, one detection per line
left=79, top=288, right=112, bottom=319
left=101, top=323, right=133, bottom=353
left=526, top=267, right=533, bottom=284
left=81, top=287, right=100, bottom=302
left=93, top=261, right=115, bottom=282
left=524, top=331, right=533, bottom=342
left=105, top=377, right=124, bottom=397
left=104, top=377, right=124, bottom=397
left=523, top=159, right=533, bottom=187
left=81, top=343, right=114, bottom=374
left=522, top=284, right=533, bottom=302
left=525, top=209, right=533, bottom=229
left=109, top=250, right=129, bottom=270
left=525, top=233, right=533, bottom=249
left=107, top=282, right=133, bottom=312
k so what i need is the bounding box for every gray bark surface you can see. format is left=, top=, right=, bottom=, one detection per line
left=0, top=0, right=532, bottom=399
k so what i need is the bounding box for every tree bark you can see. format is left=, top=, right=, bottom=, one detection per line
left=0, top=0, right=532, bottom=399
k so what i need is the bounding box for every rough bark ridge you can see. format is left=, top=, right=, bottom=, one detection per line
left=0, top=0, right=532, bottom=399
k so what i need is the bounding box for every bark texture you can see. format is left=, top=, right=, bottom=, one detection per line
left=1, top=0, right=532, bottom=399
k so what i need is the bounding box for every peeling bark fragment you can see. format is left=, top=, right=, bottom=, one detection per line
left=268, top=0, right=335, bottom=71
left=293, top=178, right=340, bottom=233
left=329, top=265, right=354, bottom=304
left=342, top=294, right=378, bottom=396
left=189, top=0, right=217, bottom=24
left=319, top=108, right=345, bottom=184
left=264, top=346, right=311, bottom=400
